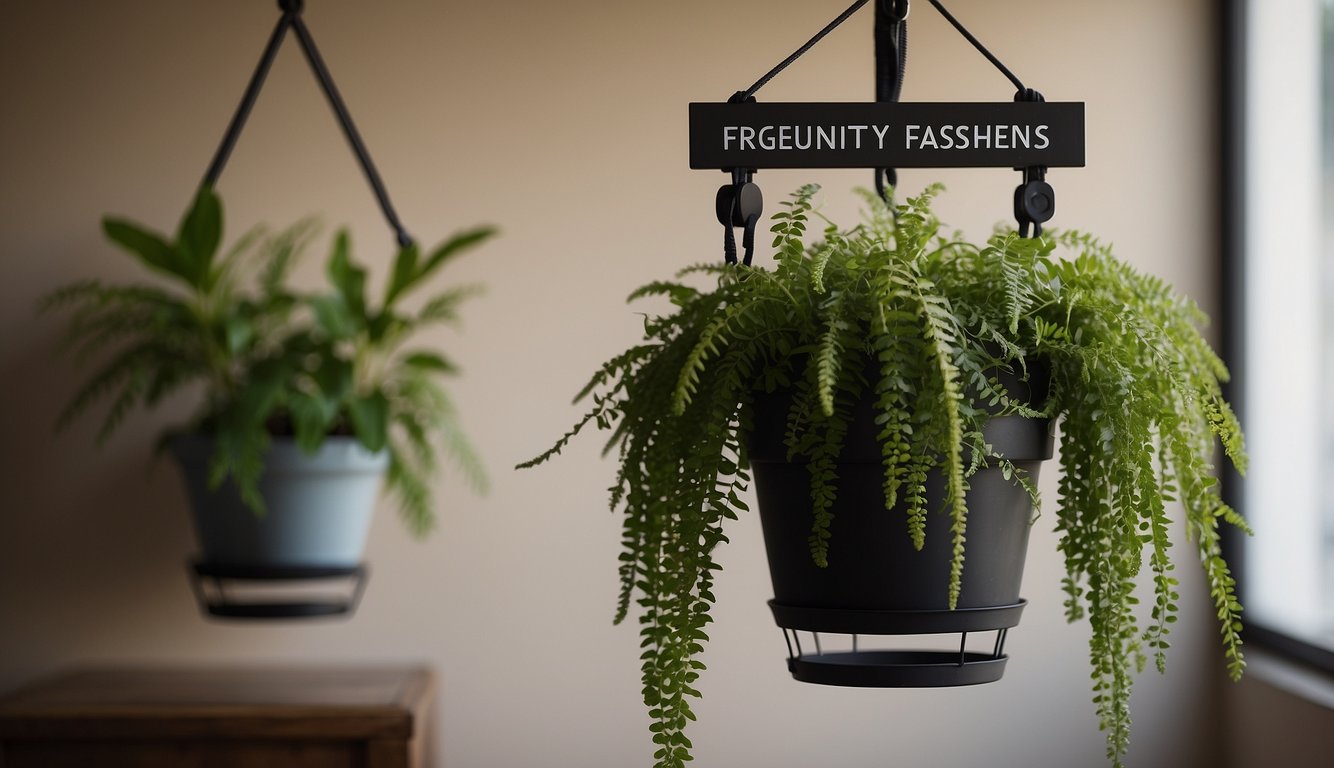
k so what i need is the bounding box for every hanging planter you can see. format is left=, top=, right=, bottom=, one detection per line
left=522, top=1, right=1250, bottom=766
left=524, top=184, right=1248, bottom=768
left=42, top=0, right=492, bottom=617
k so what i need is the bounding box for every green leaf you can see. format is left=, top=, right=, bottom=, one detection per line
left=176, top=185, right=223, bottom=287
left=224, top=315, right=253, bottom=355
left=326, top=230, right=367, bottom=320
left=417, top=285, right=485, bottom=326
left=310, top=295, right=357, bottom=339
left=383, top=242, right=421, bottom=307
left=102, top=219, right=184, bottom=283
left=312, top=355, right=354, bottom=402
left=366, top=309, right=404, bottom=343
left=234, top=357, right=289, bottom=425
left=289, top=391, right=335, bottom=453
left=402, top=351, right=459, bottom=374
left=348, top=391, right=390, bottom=453
left=417, top=227, right=496, bottom=286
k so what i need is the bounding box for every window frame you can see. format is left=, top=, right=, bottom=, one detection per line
left=1220, top=0, right=1334, bottom=675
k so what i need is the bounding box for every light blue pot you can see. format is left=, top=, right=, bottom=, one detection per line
left=170, top=435, right=388, bottom=567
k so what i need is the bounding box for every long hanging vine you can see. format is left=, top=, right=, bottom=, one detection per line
left=522, top=184, right=1247, bottom=768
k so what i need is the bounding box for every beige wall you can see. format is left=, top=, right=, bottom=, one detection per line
left=0, top=1, right=1229, bottom=766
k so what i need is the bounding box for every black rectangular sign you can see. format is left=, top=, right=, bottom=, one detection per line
left=689, top=101, right=1085, bottom=170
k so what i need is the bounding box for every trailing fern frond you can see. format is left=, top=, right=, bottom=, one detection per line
left=522, top=185, right=1248, bottom=768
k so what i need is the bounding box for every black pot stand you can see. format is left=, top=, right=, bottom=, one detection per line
left=773, top=602, right=1025, bottom=688
left=187, top=562, right=369, bottom=620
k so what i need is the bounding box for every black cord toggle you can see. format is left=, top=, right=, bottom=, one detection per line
left=1012, top=88, right=1052, bottom=237
left=717, top=168, right=762, bottom=266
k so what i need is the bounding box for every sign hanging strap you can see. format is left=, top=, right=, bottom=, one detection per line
left=874, top=0, right=910, bottom=200
left=704, top=0, right=1080, bottom=262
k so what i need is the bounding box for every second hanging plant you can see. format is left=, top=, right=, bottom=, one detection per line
left=522, top=184, right=1249, bottom=768
left=44, top=187, right=493, bottom=566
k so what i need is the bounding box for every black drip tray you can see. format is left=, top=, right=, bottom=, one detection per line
left=187, top=561, right=369, bottom=621
left=788, top=650, right=1008, bottom=688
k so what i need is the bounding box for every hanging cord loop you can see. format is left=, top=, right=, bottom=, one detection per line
left=925, top=0, right=1026, bottom=93
left=202, top=0, right=414, bottom=249
left=736, top=0, right=873, bottom=103
left=874, top=0, right=910, bottom=201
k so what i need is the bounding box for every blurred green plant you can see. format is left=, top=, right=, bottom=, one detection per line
left=42, top=186, right=493, bottom=534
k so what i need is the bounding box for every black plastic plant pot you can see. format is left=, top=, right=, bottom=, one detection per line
left=748, top=362, right=1053, bottom=688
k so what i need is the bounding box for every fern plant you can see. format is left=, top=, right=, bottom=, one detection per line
left=43, top=186, right=492, bottom=533
left=522, top=184, right=1249, bottom=768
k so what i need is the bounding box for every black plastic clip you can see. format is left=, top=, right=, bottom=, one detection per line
left=717, top=168, right=763, bottom=266
left=1013, top=87, right=1053, bottom=237
left=1014, top=166, right=1054, bottom=238
left=718, top=92, right=763, bottom=265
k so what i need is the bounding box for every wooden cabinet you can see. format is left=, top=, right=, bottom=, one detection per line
left=0, top=666, right=433, bottom=767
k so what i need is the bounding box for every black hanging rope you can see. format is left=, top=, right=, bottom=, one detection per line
left=924, top=0, right=1025, bottom=94
left=735, top=0, right=872, bottom=103
left=874, top=1, right=909, bottom=104
left=874, top=0, right=910, bottom=200
left=202, top=9, right=292, bottom=192
left=202, top=0, right=414, bottom=249
left=735, top=0, right=1031, bottom=108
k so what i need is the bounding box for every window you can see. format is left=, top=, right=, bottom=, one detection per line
left=1226, top=0, right=1334, bottom=667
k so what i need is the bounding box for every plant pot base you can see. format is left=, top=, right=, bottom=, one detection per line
left=786, top=650, right=1010, bottom=688
left=771, top=598, right=1023, bottom=687
left=187, top=561, right=369, bottom=620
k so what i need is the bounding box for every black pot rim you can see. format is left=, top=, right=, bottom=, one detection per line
left=770, top=599, right=1027, bottom=635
